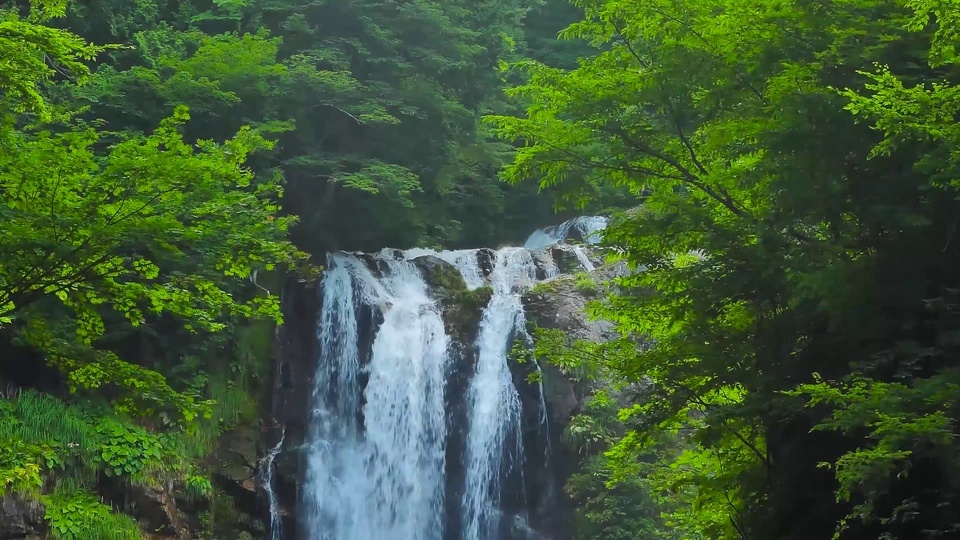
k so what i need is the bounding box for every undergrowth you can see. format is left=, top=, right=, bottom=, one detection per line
left=44, top=481, right=142, bottom=540
left=0, top=390, right=214, bottom=537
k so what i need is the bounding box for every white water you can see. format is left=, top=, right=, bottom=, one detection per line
left=304, top=252, right=450, bottom=540
left=303, top=217, right=608, bottom=540
left=260, top=427, right=286, bottom=540
left=523, top=216, right=608, bottom=249
left=461, top=248, right=539, bottom=540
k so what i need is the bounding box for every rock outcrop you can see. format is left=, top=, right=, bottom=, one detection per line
left=0, top=496, right=43, bottom=539
left=263, top=274, right=322, bottom=539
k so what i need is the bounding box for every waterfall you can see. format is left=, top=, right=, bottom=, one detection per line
left=304, top=252, right=450, bottom=540
left=533, top=362, right=550, bottom=443
left=260, top=427, right=286, bottom=540
left=303, top=255, right=364, bottom=539
left=301, top=217, right=608, bottom=540
left=461, top=248, right=538, bottom=540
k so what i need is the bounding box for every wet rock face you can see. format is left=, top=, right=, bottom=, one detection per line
left=209, top=424, right=262, bottom=538
left=264, top=276, right=322, bottom=539
left=521, top=269, right=620, bottom=426
left=441, top=286, right=493, bottom=344
left=122, top=483, right=192, bottom=540
left=548, top=246, right=583, bottom=276
left=409, top=254, right=493, bottom=348
left=0, top=496, right=43, bottom=539
left=539, top=363, right=580, bottom=427
left=271, top=277, right=321, bottom=432
left=477, top=248, right=496, bottom=278
left=513, top=260, right=626, bottom=539
left=522, top=277, right=616, bottom=345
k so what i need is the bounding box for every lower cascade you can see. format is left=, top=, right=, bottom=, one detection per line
left=284, top=217, right=605, bottom=540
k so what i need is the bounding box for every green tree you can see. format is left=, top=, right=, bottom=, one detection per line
left=0, top=5, right=303, bottom=526
left=2, top=106, right=303, bottom=419
left=0, top=0, right=104, bottom=119
left=55, top=0, right=557, bottom=253
left=561, top=390, right=678, bottom=540
left=494, top=0, right=960, bottom=538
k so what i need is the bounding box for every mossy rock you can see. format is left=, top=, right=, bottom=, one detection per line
left=451, top=286, right=493, bottom=312
left=572, top=272, right=599, bottom=297
left=442, top=286, right=493, bottom=340
left=411, top=255, right=468, bottom=298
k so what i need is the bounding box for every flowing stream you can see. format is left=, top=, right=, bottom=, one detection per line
left=298, top=218, right=606, bottom=539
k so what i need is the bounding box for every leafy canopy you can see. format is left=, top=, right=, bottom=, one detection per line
left=494, top=0, right=960, bottom=537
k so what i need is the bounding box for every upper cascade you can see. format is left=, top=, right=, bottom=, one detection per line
left=292, top=216, right=608, bottom=540
left=522, top=216, right=608, bottom=250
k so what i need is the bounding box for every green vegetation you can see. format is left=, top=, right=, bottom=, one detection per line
left=44, top=484, right=143, bottom=540
left=572, top=271, right=597, bottom=296
left=0, top=390, right=208, bottom=537
left=452, top=286, right=495, bottom=313
left=500, top=0, right=960, bottom=538
left=0, top=0, right=305, bottom=534
left=7, top=0, right=960, bottom=537
left=443, top=286, right=494, bottom=339
left=563, top=391, right=680, bottom=540
left=50, top=0, right=578, bottom=253
left=0, top=0, right=584, bottom=534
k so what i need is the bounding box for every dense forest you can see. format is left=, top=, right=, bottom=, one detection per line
left=2, top=0, right=960, bottom=539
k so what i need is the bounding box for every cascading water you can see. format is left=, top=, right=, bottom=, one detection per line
left=461, top=248, right=539, bottom=540
left=301, top=217, right=607, bottom=540
left=260, top=427, right=286, bottom=540
left=524, top=216, right=607, bottom=272
left=523, top=216, right=608, bottom=250
left=304, top=252, right=449, bottom=539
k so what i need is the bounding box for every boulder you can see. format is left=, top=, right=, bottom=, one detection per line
left=548, top=246, right=584, bottom=275
left=411, top=255, right=468, bottom=298
left=476, top=248, right=496, bottom=278
left=522, top=277, right=615, bottom=345
left=441, top=286, right=492, bottom=343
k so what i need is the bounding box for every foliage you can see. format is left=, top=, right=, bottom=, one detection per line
left=92, top=417, right=164, bottom=479
left=0, top=0, right=106, bottom=119
left=0, top=2, right=310, bottom=534
left=450, top=285, right=494, bottom=312
left=53, top=0, right=561, bottom=253
left=44, top=483, right=142, bottom=540
left=0, top=390, right=216, bottom=539
left=0, top=390, right=211, bottom=493
left=0, top=104, right=303, bottom=421
left=560, top=390, right=677, bottom=540
left=496, top=0, right=960, bottom=538
left=573, top=271, right=597, bottom=296
left=788, top=365, right=960, bottom=537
